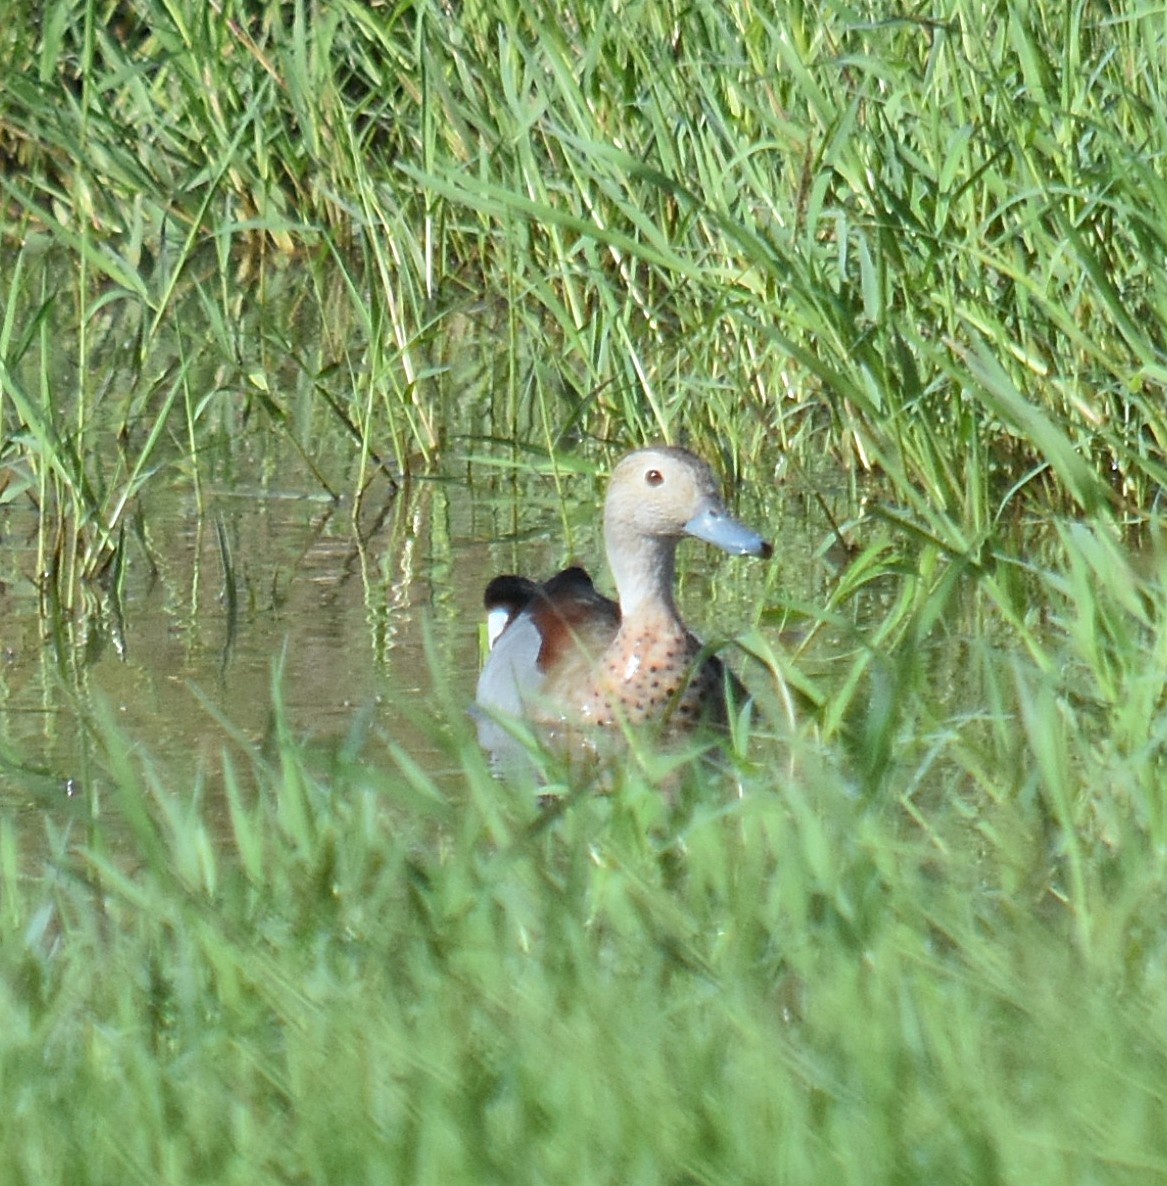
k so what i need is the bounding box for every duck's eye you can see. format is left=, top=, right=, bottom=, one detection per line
left=645, top=469, right=664, bottom=487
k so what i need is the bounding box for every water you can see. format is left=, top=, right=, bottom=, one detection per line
left=1, top=433, right=839, bottom=812
left=2, top=464, right=444, bottom=798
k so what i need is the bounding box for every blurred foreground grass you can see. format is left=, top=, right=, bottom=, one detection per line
left=3, top=662, right=1167, bottom=1185
left=3, top=1, right=1167, bottom=1182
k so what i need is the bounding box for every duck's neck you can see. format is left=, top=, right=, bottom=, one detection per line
left=606, top=525, right=680, bottom=621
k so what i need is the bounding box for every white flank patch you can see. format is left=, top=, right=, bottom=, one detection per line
left=486, top=607, right=512, bottom=649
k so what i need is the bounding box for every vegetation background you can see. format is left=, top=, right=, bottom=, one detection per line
left=2, top=1, right=1167, bottom=1183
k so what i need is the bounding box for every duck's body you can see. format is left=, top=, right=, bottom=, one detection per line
left=476, top=446, right=771, bottom=732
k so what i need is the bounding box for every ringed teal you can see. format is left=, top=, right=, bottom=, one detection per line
left=476, top=446, right=772, bottom=731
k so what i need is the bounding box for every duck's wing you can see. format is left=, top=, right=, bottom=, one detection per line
left=531, top=567, right=620, bottom=684
left=476, top=566, right=619, bottom=720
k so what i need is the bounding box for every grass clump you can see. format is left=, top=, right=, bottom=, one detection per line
left=3, top=661, right=1167, bottom=1186
left=3, top=1, right=1167, bottom=511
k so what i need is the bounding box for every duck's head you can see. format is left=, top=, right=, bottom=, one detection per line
left=603, top=447, right=772, bottom=612
left=605, top=447, right=772, bottom=555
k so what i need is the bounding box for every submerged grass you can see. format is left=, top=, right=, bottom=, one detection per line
left=3, top=0, right=1167, bottom=1182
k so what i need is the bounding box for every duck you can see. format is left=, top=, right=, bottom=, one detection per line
left=476, top=446, right=772, bottom=733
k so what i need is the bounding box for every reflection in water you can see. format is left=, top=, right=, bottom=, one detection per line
left=0, top=454, right=483, bottom=805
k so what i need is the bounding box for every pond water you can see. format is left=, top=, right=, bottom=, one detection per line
left=0, top=431, right=838, bottom=814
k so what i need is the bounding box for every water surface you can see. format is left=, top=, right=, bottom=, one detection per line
left=1, top=438, right=835, bottom=815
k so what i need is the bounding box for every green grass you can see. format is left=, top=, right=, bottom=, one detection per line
left=4, top=0, right=1167, bottom=1182
left=4, top=648, right=1167, bottom=1185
